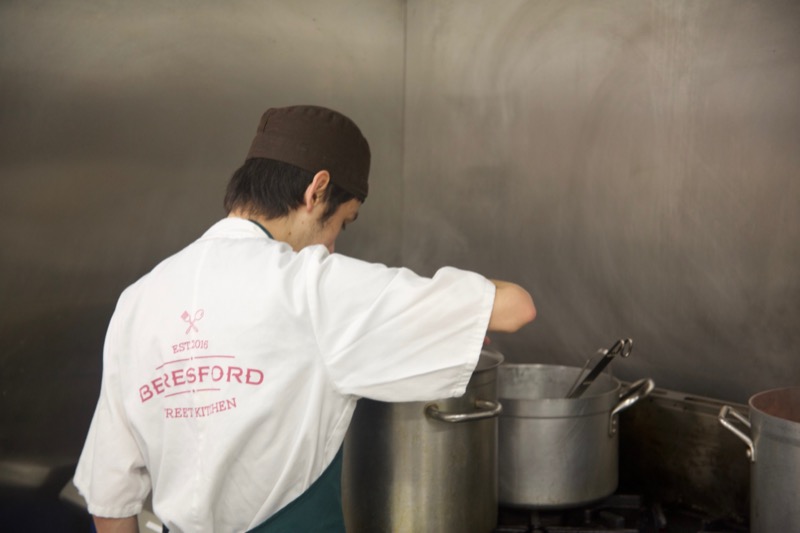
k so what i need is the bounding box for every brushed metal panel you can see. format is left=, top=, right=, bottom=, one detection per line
left=0, top=0, right=405, bottom=460
left=404, top=0, right=800, bottom=403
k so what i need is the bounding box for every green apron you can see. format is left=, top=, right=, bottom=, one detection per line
left=247, top=447, right=346, bottom=533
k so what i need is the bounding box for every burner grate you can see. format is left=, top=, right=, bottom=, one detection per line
left=496, top=494, right=648, bottom=533
left=494, top=493, right=749, bottom=533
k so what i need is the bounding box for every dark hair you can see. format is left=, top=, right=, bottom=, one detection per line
left=223, top=158, right=356, bottom=223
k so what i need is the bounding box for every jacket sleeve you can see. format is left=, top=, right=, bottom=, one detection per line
left=305, top=250, right=496, bottom=402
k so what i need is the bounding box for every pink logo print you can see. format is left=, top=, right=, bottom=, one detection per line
left=181, top=309, right=204, bottom=334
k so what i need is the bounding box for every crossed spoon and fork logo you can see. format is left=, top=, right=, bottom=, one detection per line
left=181, top=309, right=204, bottom=334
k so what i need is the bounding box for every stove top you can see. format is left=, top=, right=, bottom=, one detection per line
left=493, top=494, right=748, bottom=533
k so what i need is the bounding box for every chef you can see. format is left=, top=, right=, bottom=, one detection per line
left=74, top=105, right=536, bottom=533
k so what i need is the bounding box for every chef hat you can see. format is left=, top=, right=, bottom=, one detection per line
left=246, top=105, right=371, bottom=202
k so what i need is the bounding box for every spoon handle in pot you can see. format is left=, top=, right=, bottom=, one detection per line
left=566, top=338, right=633, bottom=399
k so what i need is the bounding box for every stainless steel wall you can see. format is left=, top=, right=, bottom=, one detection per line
left=1, top=0, right=798, bottom=469
left=0, top=0, right=405, bottom=460
left=403, top=0, right=800, bottom=402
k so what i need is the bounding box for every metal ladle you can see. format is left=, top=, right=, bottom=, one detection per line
left=565, top=338, right=633, bottom=399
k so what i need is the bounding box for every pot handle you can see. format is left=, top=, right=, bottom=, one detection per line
left=425, top=399, right=503, bottom=423
left=608, top=378, right=654, bottom=435
left=718, top=405, right=755, bottom=462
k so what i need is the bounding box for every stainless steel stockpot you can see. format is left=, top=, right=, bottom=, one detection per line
left=497, top=364, right=653, bottom=509
left=342, top=349, right=504, bottom=533
left=719, top=386, right=800, bottom=533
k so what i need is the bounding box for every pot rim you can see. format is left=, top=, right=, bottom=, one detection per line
left=476, top=348, right=504, bottom=373
left=749, top=386, right=800, bottom=430
left=498, top=363, right=622, bottom=418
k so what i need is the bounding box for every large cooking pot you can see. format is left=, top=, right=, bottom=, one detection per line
left=719, top=386, right=800, bottom=532
left=497, top=364, right=653, bottom=508
left=342, top=349, right=503, bottom=533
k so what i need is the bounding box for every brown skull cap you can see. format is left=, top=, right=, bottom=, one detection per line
left=246, top=105, right=370, bottom=202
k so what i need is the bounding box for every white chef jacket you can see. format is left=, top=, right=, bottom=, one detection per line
left=74, top=217, right=495, bottom=532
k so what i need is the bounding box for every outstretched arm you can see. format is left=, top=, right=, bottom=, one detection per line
left=487, top=280, right=536, bottom=333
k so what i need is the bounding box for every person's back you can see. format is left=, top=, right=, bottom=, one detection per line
left=75, top=105, right=536, bottom=533
left=108, top=219, right=338, bottom=530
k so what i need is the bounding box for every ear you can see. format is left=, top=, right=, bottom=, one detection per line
left=303, top=171, right=331, bottom=211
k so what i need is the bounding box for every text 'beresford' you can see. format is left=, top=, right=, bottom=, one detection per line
left=139, top=365, right=263, bottom=403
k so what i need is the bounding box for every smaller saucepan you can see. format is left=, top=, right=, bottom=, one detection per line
left=498, top=363, right=654, bottom=508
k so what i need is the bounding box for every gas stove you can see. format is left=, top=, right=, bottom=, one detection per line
left=494, top=493, right=748, bottom=533
left=492, top=387, right=752, bottom=533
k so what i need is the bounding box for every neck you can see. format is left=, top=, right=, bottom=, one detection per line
left=228, top=211, right=300, bottom=248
